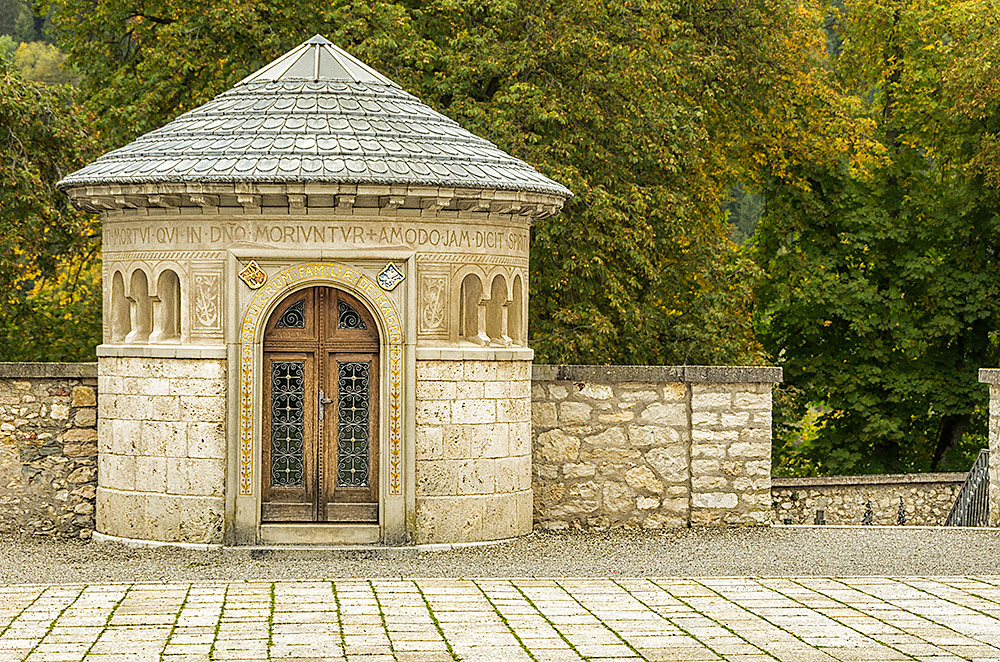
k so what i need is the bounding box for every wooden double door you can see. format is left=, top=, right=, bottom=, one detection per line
left=262, top=287, right=379, bottom=523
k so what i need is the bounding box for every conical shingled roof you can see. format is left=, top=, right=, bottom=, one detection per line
left=57, top=36, right=571, bottom=199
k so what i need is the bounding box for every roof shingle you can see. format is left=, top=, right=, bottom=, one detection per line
left=58, top=35, right=572, bottom=199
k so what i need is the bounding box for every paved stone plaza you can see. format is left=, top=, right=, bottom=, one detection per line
left=2, top=576, right=1000, bottom=661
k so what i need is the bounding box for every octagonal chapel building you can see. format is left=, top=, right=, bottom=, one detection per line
left=58, top=36, right=571, bottom=546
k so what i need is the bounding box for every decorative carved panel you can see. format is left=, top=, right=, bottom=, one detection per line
left=191, top=267, right=224, bottom=339
left=417, top=267, right=449, bottom=339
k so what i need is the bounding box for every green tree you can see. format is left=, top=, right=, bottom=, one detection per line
left=0, top=59, right=101, bottom=361
left=0, top=33, right=14, bottom=61
left=757, top=0, right=1000, bottom=474
left=724, top=184, right=765, bottom=245
left=0, top=0, right=53, bottom=43
left=44, top=0, right=868, bottom=365
left=13, top=40, right=76, bottom=84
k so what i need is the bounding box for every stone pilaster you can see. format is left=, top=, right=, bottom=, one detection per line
left=689, top=382, right=772, bottom=526
left=977, top=370, right=1000, bottom=527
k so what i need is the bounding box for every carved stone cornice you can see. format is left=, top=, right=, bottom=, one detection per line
left=63, top=182, right=565, bottom=221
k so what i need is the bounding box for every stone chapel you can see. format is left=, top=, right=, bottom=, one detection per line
left=57, top=36, right=572, bottom=546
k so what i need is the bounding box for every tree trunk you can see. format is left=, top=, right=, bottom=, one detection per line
left=930, top=413, right=969, bottom=471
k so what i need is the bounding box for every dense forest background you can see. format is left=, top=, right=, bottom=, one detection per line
left=3, top=0, right=999, bottom=476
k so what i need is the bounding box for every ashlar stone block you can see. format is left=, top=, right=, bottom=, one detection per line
left=187, top=422, right=226, bottom=460
left=415, top=380, right=456, bottom=400
left=442, top=425, right=472, bottom=459
left=416, top=401, right=451, bottom=426
left=416, top=360, right=458, bottom=382
left=415, top=460, right=457, bottom=496
left=451, top=400, right=494, bottom=425
left=457, top=459, right=496, bottom=495
left=415, top=425, right=444, bottom=460
left=455, top=381, right=484, bottom=400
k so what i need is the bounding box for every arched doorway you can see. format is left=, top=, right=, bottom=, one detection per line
left=261, top=286, right=380, bottom=523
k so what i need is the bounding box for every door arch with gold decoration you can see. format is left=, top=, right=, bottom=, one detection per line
left=261, top=286, right=380, bottom=523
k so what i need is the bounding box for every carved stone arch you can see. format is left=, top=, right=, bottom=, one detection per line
left=125, top=265, right=153, bottom=343
left=452, top=264, right=488, bottom=345
left=110, top=269, right=131, bottom=342
left=237, top=262, right=404, bottom=506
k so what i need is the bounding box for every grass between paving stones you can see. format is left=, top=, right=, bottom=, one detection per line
left=207, top=584, right=228, bottom=661
left=508, top=580, right=589, bottom=660
left=774, top=577, right=922, bottom=658
left=896, top=576, right=1000, bottom=628
left=553, top=579, right=649, bottom=661
left=158, top=583, right=191, bottom=661
left=471, top=580, right=539, bottom=662
left=0, top=589, right=44, bottom=640
left=367, top=579, right=396, bottom=658
left=626, top=579, right=778, bottom=661
left=330, top=579, right=346, bottom=656
left=267, top=582, right=276, bottom=661
left=81, top=585, right=131, bottom=660
left=822, top=576, right=1000, bottom=654
left=679, top=579, right=826, bottom=657
left=413, top=580, right=460, bottom=662
left=21, top=585, right=86, bottom=661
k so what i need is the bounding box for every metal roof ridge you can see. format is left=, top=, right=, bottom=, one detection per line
left=236, top=42, right=309, bottom=86
left=235, top=36, right=399, bottom=87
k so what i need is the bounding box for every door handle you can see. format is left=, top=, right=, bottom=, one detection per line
left=318, top=389, right=334, bottom=420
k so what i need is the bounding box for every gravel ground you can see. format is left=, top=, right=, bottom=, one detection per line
left=3, top=526, right=1000, bottom=584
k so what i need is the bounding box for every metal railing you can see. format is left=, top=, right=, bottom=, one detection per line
left=944, top=449, right=990, bottom=527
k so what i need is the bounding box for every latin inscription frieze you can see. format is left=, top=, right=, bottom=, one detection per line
left=105, top=221, right=529, bottom=253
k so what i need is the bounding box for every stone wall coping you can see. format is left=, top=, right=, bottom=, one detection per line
left=96, top=345, right=229, bottom=359
left=0, top=362, right=98, bottom=379
left=531, top=364, right=782, bottom=384
left=979, top=368, right=1000, bottom=384
left=416, top=347, right=534, bottom=361
left=772, top=473, right=967, bottom=489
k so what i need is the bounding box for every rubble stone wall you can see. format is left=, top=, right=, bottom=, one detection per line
left=531, top=366, right=780, bottom=530
left=771, top=474, right=965, bottom=526
left=0, top=363, right=98, bottom=539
